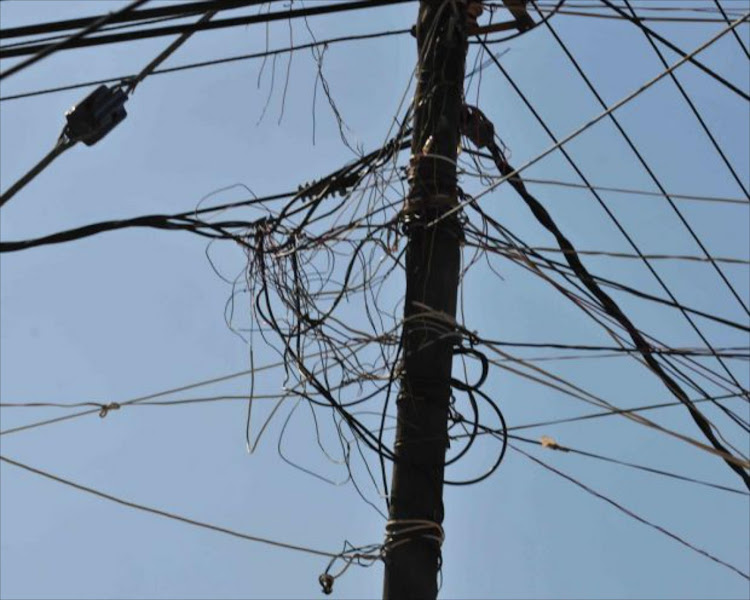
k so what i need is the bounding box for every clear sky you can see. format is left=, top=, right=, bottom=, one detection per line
left=1, top=1, right=748, bottom=599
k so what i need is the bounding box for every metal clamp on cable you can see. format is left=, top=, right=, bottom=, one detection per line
left=65, top=84, right=128, bottom=146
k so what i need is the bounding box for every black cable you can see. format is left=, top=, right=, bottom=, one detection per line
left=0, top=14, right=191, bottom=50
left=0, top=0, right=281, bottom=39
left=511, top=444, right=750, bottom=580
left=526, top=5, right=750, bottom=393
left=445, top=387, right=509, bottom=486
left=461, top=101, right=749, bottom=486
left=596, top=0, right=749, bottom=102
left=0, top=133, right=75, bottom=208
left=618, top=0, right=749, bottom=201
left=0, top=28, right=410, bottom=103
left=712, top=0, right=750, bottom=60
left=0, top=0, right=415, bottom=58
left=462, top=203, right=750, bottom=334
left=0, top=0, right=150, bottom=80
left=489, top=144, right=750, bottom=488
left=0, top=190, right=298, bottom=252
left=508, top=433, right=749, bottom=496
left=477, top=40, right=750, bottom=400
left=477, top=338, right=749, bottom=359
left=1, top=9, right=214, bottom=207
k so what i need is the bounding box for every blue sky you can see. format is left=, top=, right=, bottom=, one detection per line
left=1, top=1, right=748, bottom=599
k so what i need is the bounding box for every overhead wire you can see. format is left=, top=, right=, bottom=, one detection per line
left=461, top=149, right=749, bottom=206
left=480, top=345, right=749, bottom=470
left=539, top=0, right=750, bottom=313
left=0, top=0, right=416, bottom=58
left=0, top=454, right=380, bottom=566
left=463, top=105, right=750, bottom=486
left=451, top=427, right=750, bottom=496
left=0, top=0, right=282, bottom=39
left=0, top=9, right=222, bottom=209
left=0, top=28, right=411, bottom=103
left=433, top=11, right=750, bottom=226
left=596, top=0, right=750, bottom=103
left=510, top=444, right=750, bottom=580
left=712, top=0, right=750, bottom=60
left=0, top=0, right=150, bottom=80
left=471, top=34, right=750, bottom=405
left=527, top=0, right=750, bottom=404
left=506, top=393, right=746, bottom=432
left=617, top=0, right=750, bottom=201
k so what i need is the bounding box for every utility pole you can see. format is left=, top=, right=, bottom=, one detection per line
left=383, top=1, right=468, bottom=598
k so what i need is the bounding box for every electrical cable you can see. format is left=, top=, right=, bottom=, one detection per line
left=460, top=99, right=749, bottom=485
left=511, top=444, right=750, bottom=580
left=472, top=39, right=750, bottom=399
left=461, top=149, right=749, bottom=206
left=528, top=1, right=750, bottom=402
left=507, top=393, right=745, bottom=432
left=619, top=0, right=750, bottom=201
left=123, top=9, right=217, bottom=95
left=0, top=454, right=375, bottom=562
left=0, top=0, right=150, bottom=80
left=535, top=0, right=750, bottom=318
left=483, top=135, right=749, bottom=487
left=0, top=0, right=282, bottom=39
left=0, top=9, right=218, bottom=209
left=712, top=0, right=750, bottom=60
left=0, top=0, right=415, bottom=58
left=0, top=133, right=75, bottom=208
left=0, top=28, right=410, bottom=103
left=597, top=0, right=750, bottom=102
left=459, top=430, right=750, bottom=496
left=435, top=13, right=750, bottom=227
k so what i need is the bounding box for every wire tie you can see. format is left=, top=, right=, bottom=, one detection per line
left=99, top=402, right=121, bottom=418
left=540, top=435, right=568, bottom=452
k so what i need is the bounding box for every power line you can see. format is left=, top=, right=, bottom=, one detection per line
left=507, top=393, right=746, bottom=432
left=0, top=9, right=218, bottom=208
left=506, top=246, right=750, bottom=266
left=511, top=444, right=750, bottom=580
left=454, top=427, right=750, bottom=496
left=0, top=0, right=150, bottom=80
left=0, top=0, right=280, bottom=39
left=461, top=154, right=750, bottom=207
left=0, top=29, right=411, bottom=103
left=529, top=0, right=750, bottom=401
left=0, top=14, right=195, bottom=51
left=619, top=0, right=749, bottom=201
left=472, top=31, right=750, bottom=404
left=0, top=0, right=415, bottom=58
left=597, top=0, right=750, bottom=102
left=478, top=338, right=749, bottom=357
left=441, top=12, right=750, bottom=225
left=0, top=454, right=373, bottom=563
left=535, top=0, right=750, bottom=316
left=461, top=103, right=749, bottom=485
left=0, top=354, right=293, bottom=437
left=712, top=0, right=750, bottom=60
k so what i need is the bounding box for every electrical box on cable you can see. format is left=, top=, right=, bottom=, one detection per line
left=65, top=85, right=127, bottom=146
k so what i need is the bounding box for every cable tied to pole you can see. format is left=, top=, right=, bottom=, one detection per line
left=384, top=518, right=446, bottom=553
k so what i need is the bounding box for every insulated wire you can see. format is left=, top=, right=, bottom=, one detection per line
left=0, top=29, right=411, bottom=103
left=473, top=35, right=750, bottom=401
left=0, top=454, right=371, bottom=562
left=0, top=0, right=415, bottom=58
left=511, top=444, right=750, bottom=580
left=0, top=0, right=150, bottom=80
